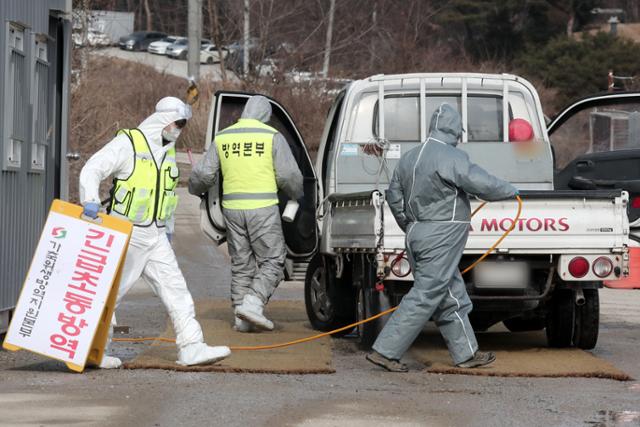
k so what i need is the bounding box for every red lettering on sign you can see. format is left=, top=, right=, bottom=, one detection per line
left=481, top=218, right=499, bottom=232
left=558, top=217, right=570, bottom=231
left=527, top=218, right=543, bottom=232
left=475, top=216, right=570, bottom=232
left=544, top=218, right=557, bottom=231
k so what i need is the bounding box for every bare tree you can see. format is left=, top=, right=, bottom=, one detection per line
left=144, top=0, right=152, bottom=30
left=206, top=0, right=228, bottom=81
left=321, top=0, right=335, bottom=77
left=243, top=0, right=250, bottom=76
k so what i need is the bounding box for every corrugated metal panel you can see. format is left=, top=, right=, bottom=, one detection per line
left=0, top=0, right=71, bottom=314
left=0, top=172, right=45, bottom=311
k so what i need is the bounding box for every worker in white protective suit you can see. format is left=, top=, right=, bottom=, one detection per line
left=188, top=95, right=303, bottom=332
left=79, top=96, right=231, bottom=369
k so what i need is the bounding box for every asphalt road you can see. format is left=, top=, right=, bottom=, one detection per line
left=1, top=188, right=640, bottom=427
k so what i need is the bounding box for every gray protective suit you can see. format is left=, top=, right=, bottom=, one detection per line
left=372, top=103, right=517, bottom=364
left=188, top=96, right=303, bottom=307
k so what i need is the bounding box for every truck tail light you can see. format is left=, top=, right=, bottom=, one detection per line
left=592, top=257, right=613, bottom=278
left=391, top=256, right=411, bottom=277
left=568, top=257, right=589, bottom=278
left=632, top=197, right=640, bottom=209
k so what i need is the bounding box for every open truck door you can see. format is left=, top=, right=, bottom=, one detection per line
left=549, top=92, right=640, bottom=236
left=199, top=91, right=319, bottom=268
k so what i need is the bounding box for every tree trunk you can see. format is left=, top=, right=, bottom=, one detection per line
left=144, top=0, right=152, bottom=31
left=369, top=0, right=377, bottom=68
left=243, top=0, right=250, bottom=76
left=207, top=0, right=228, bottom=81
left=566, top=13, right=575, bottom=37
left=322, top=0, right=336, bottom=78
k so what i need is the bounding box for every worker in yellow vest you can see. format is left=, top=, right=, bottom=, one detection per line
left=79, top=97, right=231, bottom=368
left=189, top=95, right=303, bottom=332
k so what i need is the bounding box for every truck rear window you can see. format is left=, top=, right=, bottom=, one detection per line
left=371, top=95, right=506, bottom=143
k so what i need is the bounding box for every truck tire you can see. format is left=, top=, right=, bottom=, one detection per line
left=573, top=288, right=599, bottom=350
left=356, top=257, right=391, bottom=349
left=304, top=254, right=356, bottom=336
left=545, top=289, right=575, bottom=347
left=503, top=316, right=546, bottom=332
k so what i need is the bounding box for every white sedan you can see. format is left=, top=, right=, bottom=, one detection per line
left=148, top=36, right=182, bottom=55
left=200, top=44, right=229, bottom=64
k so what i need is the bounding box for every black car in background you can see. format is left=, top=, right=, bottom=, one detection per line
left=118, top=31, right=167, bottom=51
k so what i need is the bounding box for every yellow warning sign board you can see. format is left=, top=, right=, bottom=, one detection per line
left=2, top=199, right=132, bottom=372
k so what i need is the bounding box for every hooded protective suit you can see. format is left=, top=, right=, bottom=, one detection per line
left=371, top=103, right=517, bottom=365
left=80, top=97, right=230, bottom=368
left=188, top=95, right=303, bottom=330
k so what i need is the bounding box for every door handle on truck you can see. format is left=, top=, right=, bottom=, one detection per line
left=575, top=160, right=594, bottom=170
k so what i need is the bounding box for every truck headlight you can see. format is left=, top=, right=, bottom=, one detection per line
left=592, top=257, right=613, bottom=278
left=391, top=256, right=411, bottom=277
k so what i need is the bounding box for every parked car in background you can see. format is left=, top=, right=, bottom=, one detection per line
left=118, top=31, right=167, bottom=51
left=167, top=38, right=211, bottom=59
left=72, top=29, right=111, bottom=47
left=148, top=35, right=182, bottom=55
left=200, top=44, right=229, bottom=64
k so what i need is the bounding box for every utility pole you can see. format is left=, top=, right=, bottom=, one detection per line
left=188, top=0, right=202, bottom=81
left=243, top=0, right=250, bottom=76
left=322, top=0, right=336, bottom=79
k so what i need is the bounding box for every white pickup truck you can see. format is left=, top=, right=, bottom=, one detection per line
left=200, top=74, right=634, bottom=350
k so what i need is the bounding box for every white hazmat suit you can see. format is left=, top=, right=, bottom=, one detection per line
left=80, top=97, right=231, bottom=368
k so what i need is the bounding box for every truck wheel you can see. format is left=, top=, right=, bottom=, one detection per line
left=304, top=254, right=356, bottom=336
left=503, top=316, right=546, bottom=332
left=356, top=258, right=391, bottom=349
left=545, top=289, right=575, bottom=347
left=573, top=288, right=599, bottom=349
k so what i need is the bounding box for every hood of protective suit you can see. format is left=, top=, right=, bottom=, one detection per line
left=137, top=97, right=192, bottom=159
left=241, top=95, right=272, bottom=123
left=428, top=103, right=462, bottom=146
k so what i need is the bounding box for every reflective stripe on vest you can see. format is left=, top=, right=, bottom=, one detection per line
left=109, top=128, right=179, bottom=226
left=215, top=118, right=278, bottom=210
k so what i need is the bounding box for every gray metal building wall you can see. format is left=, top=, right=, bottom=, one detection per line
left=0, top=0, right=71, bottom=319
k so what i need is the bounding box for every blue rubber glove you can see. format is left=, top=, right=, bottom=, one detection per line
left=83, top=202, right=100, bottom=219
left=514, top=189, right=520, bottom=196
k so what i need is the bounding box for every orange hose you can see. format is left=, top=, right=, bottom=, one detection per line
left=113, top=195, right=523, bottom=351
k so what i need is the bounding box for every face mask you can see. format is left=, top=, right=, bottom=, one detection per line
left=162, top=127, right=181, bottom=143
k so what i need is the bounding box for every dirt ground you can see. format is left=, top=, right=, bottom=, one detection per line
left=2, top=188, right=640, bottom=427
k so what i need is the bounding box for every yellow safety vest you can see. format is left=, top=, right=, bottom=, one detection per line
left=215, top=118, right=279, bottom=210
left=109, top=128, right=179, bottom=226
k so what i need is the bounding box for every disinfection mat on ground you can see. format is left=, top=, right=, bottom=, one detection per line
left=123, top=300, right=334, bottom=374
left=410, top=329, right=631, bottom=381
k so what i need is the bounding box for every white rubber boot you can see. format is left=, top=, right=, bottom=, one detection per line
left=177, top=342, right=231, bottom=366
left=98, top=355, right=122, bottom=369
left=235, top=294, right=274, bottom=331
left=234, top=316, right=254, bottom=333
